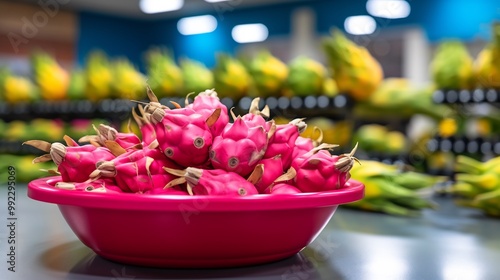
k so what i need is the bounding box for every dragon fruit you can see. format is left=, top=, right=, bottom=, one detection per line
left=292, top=126, right=324, bottom=159
left=263, top=118, right=307, bottom=170
left=240, top=97, right=273, bottom=130
left=291, top=143, right=359, bottom=192
left=185, top=89, right=229, bottom=137
left=250, top=160, right=297, bottom=194
left=210, top=114, right=275, bottom=177
left=89, top=141, right=181, bottom=193
left=144, top=87, right=221, bottom=168
left=144, top=186, right=188, bottom=195
left=164, top=167, right=259, bottom=196
left=23, top=136, right=116, bottom=183
left=79, top=123, right=141, bottom=151
left=55, top=178, right=123, bottom=193
left=266, top=182, right=302, bottom=194
left=131, top=104, right=158, bottom=147
left=252, top=156, right=283, bottom=193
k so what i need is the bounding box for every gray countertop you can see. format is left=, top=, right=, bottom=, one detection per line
left=1, top=184, right=500, bottom=280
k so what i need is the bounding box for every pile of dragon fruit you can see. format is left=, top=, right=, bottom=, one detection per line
left=24, top=88, right=358, bottom=196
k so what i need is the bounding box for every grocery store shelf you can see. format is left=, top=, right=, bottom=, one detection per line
left=427, top=136, right=500, bottom=155
left=0, top=99, right=136, bottom=122
left=163, top=94, right=354, bottom=119
left=432, top=88, right=500, bottom=104
left=358, top=152, right=409, bottom=166
left=0, top=95, right=355, bottom=157
left=0, top=140, right=46, bottom=155
left=0, top=95, right=354, bottom=122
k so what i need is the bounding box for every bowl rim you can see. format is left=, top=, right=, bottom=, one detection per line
left=28, top=176, right=364, bottom=211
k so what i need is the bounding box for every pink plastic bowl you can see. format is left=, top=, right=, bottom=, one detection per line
left=28, top=176, right=364, bottom=268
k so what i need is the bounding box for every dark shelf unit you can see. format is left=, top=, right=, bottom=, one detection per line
left=0, top=95, right=355, bottom=154
left=427, top=88, right=500, bottom=176
left=427, top=88, right=500, bottom=155
left=429, top=88, right=500, bottom=157
left=432, top=88, right=500, bottom=104
left=161, top=94, right=354, bottom=119
left=0, top=99, right=137, bottom=122
left=0, top=140, right=46, bottom=156
left=0, top=94, right=354, bottom=122
left=427, top=136, right=500, bottom=156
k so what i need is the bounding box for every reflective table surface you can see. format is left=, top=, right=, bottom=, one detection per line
left=1, top=184, right=499, bottom=280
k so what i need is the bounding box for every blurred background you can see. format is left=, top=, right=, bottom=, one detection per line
left=1, top=0, right=496, bottom=77
left=2, top=0, right=500, bottom=216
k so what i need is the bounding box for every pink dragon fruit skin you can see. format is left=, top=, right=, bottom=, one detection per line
left=253, top=156, right=284, bottom=193
left=265, top=182, right=302, bottom=195
left=164, top=167, right=259, bottom=196
left=144, top=88, right=220, bottom=168
left=90, top=144, right=182, bottom=193
left=55, top=178, right=123, bottom=193
left=24, top=138, right=116, bottom=183
left=292, top=127, right=325, bottom=159
left=131, top=105, right=158, bottom=147
left=157, top=111, right=217, bottom=168
left=186, top=89, right=229, bottom=137
left=241, top=113, right=271, bottom=131
left=240, top=97, right=272, bottom=129
left=291, top=144, right=359, bottom=193
left=263, top=118, right=307, bottom=170
left=248, top=162, right=297, bottom=194
left=144, top=185, right=188, bottom=195
left=210, top=116, right=270, bottom=177
left=292, top=136, right=315, bottom=159
left=114, top=161, right=169, bottom=193
left=58, top=145, right=116, bottom=182
left=79, top=124, right=141, bottom=151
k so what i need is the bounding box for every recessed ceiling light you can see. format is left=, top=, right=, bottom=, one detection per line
left=177, top=15, right=218, bottom=35
left=232, top=24, right=269, bottom=43
left=366, top=0, right=411, bottom=19
left=140, top=0, right=184, bottom=14
left=204, top=0, right=231, bottom=3
left=344, top=15, right=376, bottom=35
